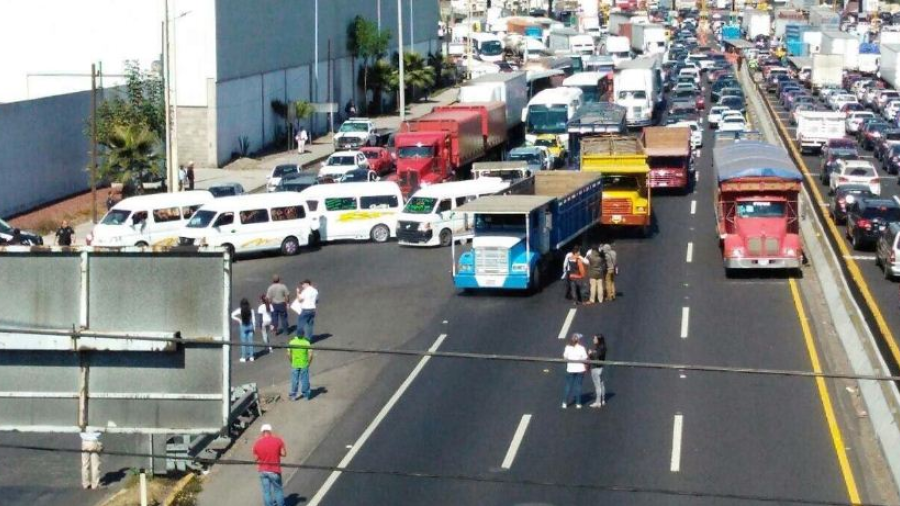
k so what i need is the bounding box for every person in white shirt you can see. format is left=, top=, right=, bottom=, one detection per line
left=80, top=430, right=102, bottom=489
left=562, top=333, right=589, bottom=409
left=231, top=298, right=257, bottom=362
left=291, top=279, right=318, bottom=340
left=257, top=295, right=273, bottom=352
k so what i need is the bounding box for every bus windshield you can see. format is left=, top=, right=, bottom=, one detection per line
left=602, top=175, right=641, bottom=191
left=736, top=201, right=786, bottom=218
left=479, top=40, right=503, bottom=56
left=527, top=104, right=569, bottom=134
left=576, top=86, right=599, bottom=103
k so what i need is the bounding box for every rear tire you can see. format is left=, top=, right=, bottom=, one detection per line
left=438, top=228, right=452, bottom=247
left=529, top=264, right=543, bottom=294
left=281, top=236, right=300, bottom=256
left=370, top=224, right=390, bottom=243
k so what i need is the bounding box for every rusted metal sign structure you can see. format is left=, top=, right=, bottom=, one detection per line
left=0, top=248, right=230, bottom=434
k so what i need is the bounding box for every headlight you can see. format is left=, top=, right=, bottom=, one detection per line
left=418, top=222, right=431, bottom=232
left=458, top=262, right=474, bottom=273
left=198, top=237, right=208, bottom=247
left=731, top=247, right=745, bottom=258
left=635, top=206, right=647, bottom=214
left=511, top=263, right=528, bottom=272
left=784, top=248, right=796, bottom=257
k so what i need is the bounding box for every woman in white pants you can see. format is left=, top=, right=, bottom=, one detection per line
left=589, top=334, right=608, bottom=408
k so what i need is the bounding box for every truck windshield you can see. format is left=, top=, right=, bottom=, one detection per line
left=0, top=218, right=10, bottom=234
left=527, top=105, right=569, bottom=134
left=618, top=90, right=647, bottom=100
left=101, top=209, right=131, bottom=225
left=187, top=210, right=217, bottom=228
left=403, top=197, right=437, bottom=214
left=509, top=152, right=539, bottom=163
left=475, top=214, right=526, bottom=233
left=479, top=40, right=503, bottom=56
left=339, top=122, right=368, bottom=132
left=601, top=175, right=641, bottom=191
left=399, top=146, right=434, bottom=158
left=736, top=201, right=786, bottom=218
left=576, top=86, right=599, bottom=103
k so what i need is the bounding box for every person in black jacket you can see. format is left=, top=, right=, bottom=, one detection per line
left=589, top=334, right=608, bottom=408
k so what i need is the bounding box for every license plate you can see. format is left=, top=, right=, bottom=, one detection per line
left=481, top=277, right=502, bottom=287
left=612, top=215, right=623, bottom=223
left=758, top=259, right=770, bottom=266
left=659, top=182, right=668, bottom=187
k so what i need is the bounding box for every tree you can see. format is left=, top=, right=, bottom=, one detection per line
left=93, top=61, right=164, bottom=148
left=361, top=59, right=395, bottom=114
left=390, top=52, right=436, bottom=103
left=294, top=100, right=316, bottom=122
left=350, top=17, right=391, bottom=113
left=100, top=124, right=160, bottom=195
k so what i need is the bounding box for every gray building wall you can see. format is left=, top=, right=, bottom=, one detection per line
left=0, top=91, right=93, bottom=217
left=176, top=106, right=210, bottom=168
left=213, top=0, right=441, bottom=165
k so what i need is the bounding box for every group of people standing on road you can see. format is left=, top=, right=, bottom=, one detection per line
left=563, top=244, right=618, bottom=305
left=562, top=333, right=608, bottom=409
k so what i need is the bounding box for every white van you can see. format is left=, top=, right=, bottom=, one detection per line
left=299, top=181, right=404, bottom=243
left=397, top=178, right=512, bottom=247
left=88, top=191, right=215, bottom=247
left=178, top=192, right=316, bottom=257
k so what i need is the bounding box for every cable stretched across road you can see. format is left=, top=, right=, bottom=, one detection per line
left=0, top=442, right=894, bottom=506
left=3, top=326, right=900, bottom=383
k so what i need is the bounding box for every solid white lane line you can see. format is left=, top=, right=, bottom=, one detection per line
left=680, top=307, right=690, bottom=339
left=558, top=308, right=577, bottom=340
left=690, top=200, right=697, bottom=215
left=671, top=414, right=684, bottom=472
left=844, top=255, right=876, bottom=261
left=307, top=333, right=448, bottom=506
left=501, top=414, right=532, bottom=470
left=686, top=242, right=694, bottom=263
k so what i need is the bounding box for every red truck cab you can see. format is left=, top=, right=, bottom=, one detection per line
left=644, top=126, right=692, bottom=192
left=392, top=132, right=451, bottom=195
left=713, top=141, right=804, bottom=274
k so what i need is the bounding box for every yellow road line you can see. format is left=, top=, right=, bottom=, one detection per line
left=759, top=86, right=900, bottom=371
left=789, top=278, right=862, bottom=504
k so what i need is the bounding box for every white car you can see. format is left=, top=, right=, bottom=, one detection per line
left=718, top=115, right=748, bottom=133
left=678, top=67, right=701, bottom=86
left=830, top=159, right=881, bottom=195
left=846, top=111, right=875, bottom=133
left=884, top=100, right=900, bottom=121
left=707, top=105, right=730, bottom=127
left=266, top=163, right=301, bottom=192
left=829, top=93, right=856, bottom=111
left=720, top=110, right=744, bottom=123
left=669, top=121, right=702, bottom=148
left=319, top=151, right=369, bottom=180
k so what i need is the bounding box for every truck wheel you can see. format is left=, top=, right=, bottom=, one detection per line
left=439, top=229, right=453, bottom=247
left=529, top=265, right=543, bottom=294
left=281, top=236, right=300, bottom=256
left=370, top=224, right=390, bottom=243
left=851, top=233, right=860, bottom=250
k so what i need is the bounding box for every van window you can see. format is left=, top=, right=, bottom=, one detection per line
left=271, top=206, right=306, bottom=221
left=437, top=199, right=453, bottom=213
left=361, top=195, right=399, bottom=209
left=102, top=209, right=131, bottom=225
left=214, top=213, right=234, bottom=227
left=455, top=197, right=467, bottom=207
left=183, top=205, right=202, bottom=219
left=325, top=197, right=357, bottom=211
left=153, top=207, right=181, bottom=223
left=306, top=200, right=319, bottom=212
left=240, top=209, right=270, bottom=224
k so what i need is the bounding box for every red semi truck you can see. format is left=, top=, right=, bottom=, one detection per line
left=394, top=102, right=507, bottom=195
left=643, top=126, right=692, bottom=192
left=713, top=140, right=804, bottom=274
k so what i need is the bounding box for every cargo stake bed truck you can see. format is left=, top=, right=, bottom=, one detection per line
left=795, top=110, right=845, bottom=153
left=643, top=126, right=693, bottom=192
left=580, top=136, right=652, bottom=234
left=713, top=141, right=804, bottom=274
left=452, top=172, right=602, bottom=292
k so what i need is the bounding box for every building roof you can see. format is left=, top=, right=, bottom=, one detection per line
left=455, top=195, right=556, bottom=214
left=713, top=142, right=803, bottom=182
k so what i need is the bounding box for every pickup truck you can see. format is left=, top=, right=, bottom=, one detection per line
left=333, top=118, right=389, bottom=150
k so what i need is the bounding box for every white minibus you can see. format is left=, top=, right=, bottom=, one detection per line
left=299, top=182, right=404, bottom=243
left=88, top=191, right=214, bottom=247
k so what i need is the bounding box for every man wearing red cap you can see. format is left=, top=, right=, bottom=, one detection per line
left=253, top=423, right=287, bottom=506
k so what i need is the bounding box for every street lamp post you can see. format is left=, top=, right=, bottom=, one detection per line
left=397, top=0, right=406, bottom=122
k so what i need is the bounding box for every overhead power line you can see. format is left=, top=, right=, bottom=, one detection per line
left=2, top=327, right=899, bottom=383
left=0, top=442, right=893, bottom=506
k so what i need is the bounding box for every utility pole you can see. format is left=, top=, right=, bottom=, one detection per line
left=163, top=0, right=173, bottom=193
left=90, top=64, right=99, bottom=224
left=398, top=0, right=406, bottom=122
left=409, top=0, right=414, bottom=51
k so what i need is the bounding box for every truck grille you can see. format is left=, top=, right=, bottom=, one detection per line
left=631, top=106, right=643, bottom=117
left=603, top=198, right=632, bottom=215
left=746, top=236, right=781, bottom=256
left=765, top=237, right=780, bottom=255
left=396, top=221, right=432, bottom=243
left=649, top=171, right=683, bottom=187
left=337, top=137, right=362, bottom=148
left=475, top=247, right=509, bottom=275
left=747, top=237, right=762, bottom=255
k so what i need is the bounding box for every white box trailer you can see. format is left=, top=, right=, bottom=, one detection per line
left=803, top=30, right=823, bottom=54
left=742, top=9, right=771, bottom=40
left=458, top=71, right=529, bottom=130
left=796, top=111, right=846, bottom=153
left=881, top=44, right=900, bottom=90
left=631, top=23, right=667, bottom=54
left=821, top=31, right=859, bottom=70
left=881, top=32, right=900, bottom=45
left=810, top=53, right=844, bottom=91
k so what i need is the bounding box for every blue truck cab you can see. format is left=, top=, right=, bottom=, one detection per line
left=452, top=172, right=602, bottom=291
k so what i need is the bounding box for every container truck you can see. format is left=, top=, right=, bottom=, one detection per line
left=810, top=53, right=844, bottom=92
left=795, top=111, right=846, bottom=153
left=603, top=35, right=632, bottom=65
left=643, top=126, right=692, bottom=192
left=631, top=23, right=667, bottom=55
left=458, top=71, right=529, bottom=132
left=548, top=28, right=595, bottom=55
left=452, top=171, right=603, bottom=291
left=613, top=57, right=661, bottom=127
left=882, top=44, right=900, bottom=89
left=395, top=102, right=507, bottom=194
left=821, top=31, right=859, bottom=70
left=580, top=136, right=652, bottom=232
left=713, top=141, right=804, bottom=274
left=803, top=30, right=823, bottom=54
left=743, top=10, right=771, bottom=40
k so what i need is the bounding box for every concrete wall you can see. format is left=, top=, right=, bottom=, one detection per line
left=213, top=0, right=441, bottom=165
left=176, top=106, right=211, bottom=168
left=0, top=91, right=92, bottom=217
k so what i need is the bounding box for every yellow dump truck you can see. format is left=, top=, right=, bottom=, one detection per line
left=580, top=136, right=651, bottom=233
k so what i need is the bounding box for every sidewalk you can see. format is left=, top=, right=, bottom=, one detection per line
left=32, top=88, right=459, bottom=247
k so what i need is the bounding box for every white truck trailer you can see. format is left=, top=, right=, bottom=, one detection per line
left=742, top=9, right=771, bottom=40
left=881, top=44, right=900, bottom=90
left=631, top=23, right=667, bottom=55
left=821, top=31, right=859, bottom=70
left=614, top=57, right=661, bottom=127
left=810, top=53, right=843, bottom=92
left=458, top=71, right=529, bottom=131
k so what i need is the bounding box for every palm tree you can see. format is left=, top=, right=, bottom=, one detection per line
left=101, top=124, right=160, bottom=195
left=364, top=59, right=396, bottom=114
left=390, top=52, right=436, bottom=103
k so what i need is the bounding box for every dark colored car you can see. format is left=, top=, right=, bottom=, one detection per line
left=207, top=182, right=246, bottom=198
left=874, top=129, right=900, bottom=161
left=846, top=198, right=900, bottom=249
left=671, top=90, right=701, bottom=110
left=277, top=172, right=319, bottom=192
left=840, top=102, right=865, bottom=113
left=780, top=88, right=805, bottom=107
left=766, top=73, right=791, bottom=92
left=719, top=96, right=746, bottom=114
left=859, top=121, right=891, bottom=150
left=884, top=144, right=900, bottom=175
left=831, top=184, right=875, bottom=224
left=711, top=82, right=740, bottom=102
left=0, top=217, right=43, bottom=246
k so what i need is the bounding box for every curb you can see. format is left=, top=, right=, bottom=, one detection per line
left=163, top=473, right=198, bottom=506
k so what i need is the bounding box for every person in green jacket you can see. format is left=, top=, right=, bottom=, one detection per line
left=287, top=334, right=313, bottom=400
